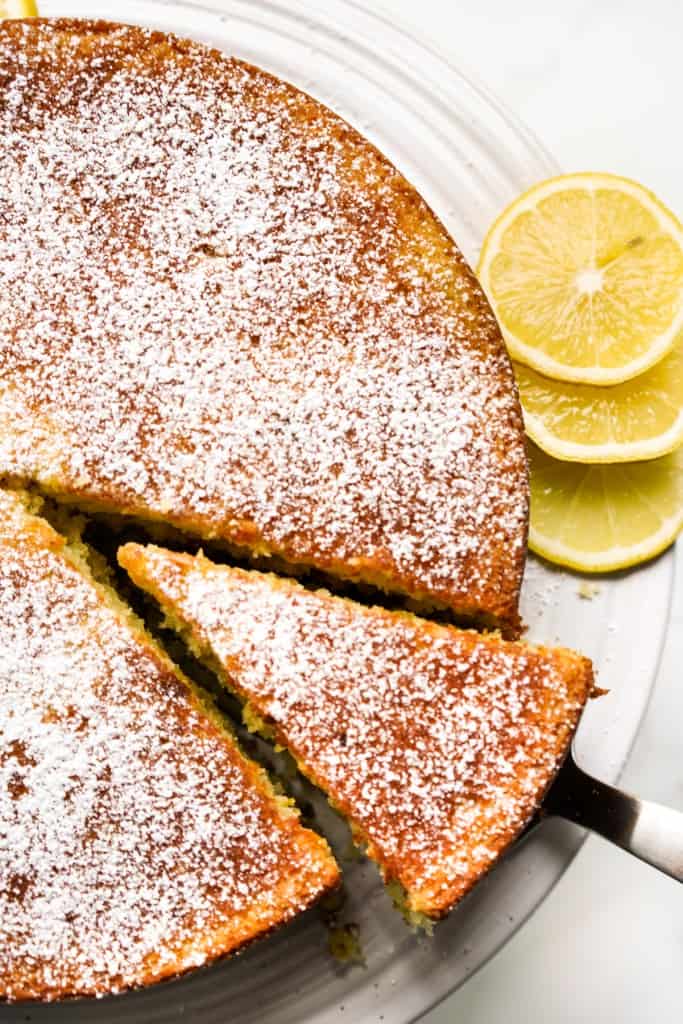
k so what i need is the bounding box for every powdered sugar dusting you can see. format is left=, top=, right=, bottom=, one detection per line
left=122, top=547, right=592, bottom=916
left=0, top=19, right=527, bottom=627
left=0, top=491, right=335, bottom=1002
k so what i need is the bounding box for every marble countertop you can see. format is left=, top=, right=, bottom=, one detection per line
left=385, top=1, right=682, bottom=1021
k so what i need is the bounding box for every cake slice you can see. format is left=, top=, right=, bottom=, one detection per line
left=119, top=544, right=594, bottom=921
left=0, top=19, right=528, bottom=635
left=0, top=490, right=338, bottom=1003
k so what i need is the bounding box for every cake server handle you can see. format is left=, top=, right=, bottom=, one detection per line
left=543, top=749, right=683, bottom=882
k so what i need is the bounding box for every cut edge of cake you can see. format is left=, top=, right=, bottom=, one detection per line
left=11, top=485, right=525, bottom=638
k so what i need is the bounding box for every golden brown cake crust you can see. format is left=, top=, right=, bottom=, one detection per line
left=119, top=543, right=593, bottom=919
left=0, top=491, right=338, bottom=1003
left=0, top=18, right=528, bottom=634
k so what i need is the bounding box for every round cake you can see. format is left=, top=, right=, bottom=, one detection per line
left=0, top=17, right=555, bottom=1006
left=0, top=18, right=528, bottom=634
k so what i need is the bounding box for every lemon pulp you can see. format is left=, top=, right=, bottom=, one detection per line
left=528, top=442, right=683, bottom=572
left=478, top=173, right=683, bottom=385
left=515, top=334, right=683, bottom=462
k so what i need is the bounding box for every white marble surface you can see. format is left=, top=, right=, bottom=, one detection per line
left=372, top=1, right=683, bottom=1022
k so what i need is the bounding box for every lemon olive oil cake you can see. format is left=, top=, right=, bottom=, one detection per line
left=0, top=18, right=528, bottom=634
left=0, top=490, right=338, bottom=1002
left=119, top=544, right=593, bottom=920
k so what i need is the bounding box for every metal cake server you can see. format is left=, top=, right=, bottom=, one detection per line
left=541, top=746, right=683, bottom=882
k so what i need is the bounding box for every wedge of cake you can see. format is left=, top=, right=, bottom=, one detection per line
left=119, top=544, right=594, bottom=921
left=0, top=18, right=527, bottom=634
left=0, top=490, right=339, bottom=1002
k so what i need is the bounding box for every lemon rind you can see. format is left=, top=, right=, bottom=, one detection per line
left=528, top=515, right=683, bottom=574
left=522, top=411, right=683, bottom=464
left=503, top=320, right=683, bottom=386
left=480, top=172, right=683, bottom=255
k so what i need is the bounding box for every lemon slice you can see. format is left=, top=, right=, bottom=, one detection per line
left=478, top=173, right=683, bottom=385
left=528, top=442, right=683, bottom=572
left=0, top=0, right=38, bottom=15
left=515, top=334, right=683, bottom=463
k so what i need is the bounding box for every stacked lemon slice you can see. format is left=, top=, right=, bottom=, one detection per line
left=479, top=173, right=683, bottom=572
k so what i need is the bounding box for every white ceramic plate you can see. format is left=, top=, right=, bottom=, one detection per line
left=10, top=3, right=674, bottom=1022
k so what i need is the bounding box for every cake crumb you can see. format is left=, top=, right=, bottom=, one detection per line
left=328, top=923, right=365, bottom=966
